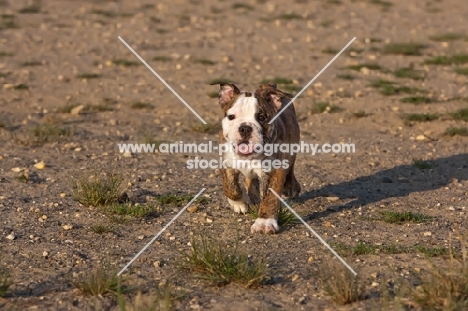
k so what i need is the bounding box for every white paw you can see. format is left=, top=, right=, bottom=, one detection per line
left=228, top=198, right=249, bottom=214
left=250, top=218, right=279, bottom=234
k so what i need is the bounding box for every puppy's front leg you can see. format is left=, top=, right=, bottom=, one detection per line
left=251, top=168, right=286, bottom=234
left=221, top=167, right=250, bottom=214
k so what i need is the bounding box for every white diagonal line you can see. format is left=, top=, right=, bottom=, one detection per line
left=268, top=188, right=357, bottom=276
left=269, top=37, right=356, bottom=124
left=117, top=188, right=206, bottom=276
left=118, top=36, right=207, bottom=124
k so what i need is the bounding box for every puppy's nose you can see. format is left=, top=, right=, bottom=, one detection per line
left=238, top=124, right=253, bottom=137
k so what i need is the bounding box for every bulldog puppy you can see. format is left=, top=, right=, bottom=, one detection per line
left=213, top=82, right=301, bottom=234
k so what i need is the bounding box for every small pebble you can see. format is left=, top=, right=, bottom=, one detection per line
left=6, top=233, right=16, bottom=240
left=34, top=161, right=46, bottom=170
left=187, top=206, right=198, bottom=213
left=62, top=225, right=73, bottom=230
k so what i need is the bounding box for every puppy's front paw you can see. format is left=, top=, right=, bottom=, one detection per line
left=228, top=198, right=249, bottom=214
left=250, top=218, right=279, bottom=234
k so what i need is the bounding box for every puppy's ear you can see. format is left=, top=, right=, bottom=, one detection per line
left=210, top=82, right=240, bottom=108
left=269, top=93, right=283, bottom=110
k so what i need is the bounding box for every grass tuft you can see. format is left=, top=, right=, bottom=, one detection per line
left=277, top=13, right=303, bottom=20
left=153, top=56, right=171, bottom=62
left=117, top=285, right=180, bottom=311
left=13, top=83, right=29, bottom=90
left=353, top=110, right=371, bottom=118
left=369, top=0, right=393, bottom=9
left=71, top=262, right=123, bottom=296
left=18, top=4, right=41, bottom=14
left=260, top=77, right=294, bottom=85
left=90, top=224, right=115, bottom=234
left=368, top=79, right=425, bottom=96
left=232, top=3, right=254, bottom=10
left=450, top=107, right=468, bottom=121
left=415, top=245, right=450, bottom=257
left=394, top=67, right=426, bottom=80
left=84, top=104, right=113, bottom=112
left=207, top=91, right=219, bottom=98
left=401, top=113, right=439, bottom=123
left=178, top=233, right=266, bottom=287
left=69, top=169, right=127, bottom=207
left=337, top=73, right=355, bottom=80
left=424, top=54, right=468, bottom=66
left=91, top=9, right=133, bottom=18
left=455, top=68, right=468, bottom=76
left=321, top=262, right=363, bottom=305
left=310, top=102, right=343, bottom=114
left=382, top=42, right=427, bottom=56
left=404, top=231, right=468, bottom=310
left=56, top=104, right=80, bottom=113
left=21, top=61, right=42, bottom=67
left=429, top=33, right=467, bottom=42
left=379, top=211, right=433, bottom=224
left=444, top=126, right=468, bottom=137
left=101, top=202, right=161, bottom=218
left=190, top=123, right=219, bottom=134
left=15, top=124, right=73, bottom=145
left=0, top=14, right=19, bottom=30
left=192, top=58, right=216, bottom=65
left=76, top=73, right=101, bottom=79
left=413, top=159, right=433, bottom=169
left=400, top=96, right=434, bottom=104
left=131, top=102, right=152, bottom=110
left=154, top=193, right=209, bottom=207
left=347, top=63, right=388, bottom=72
left=0, top=266, right=12, bottom=297
left=112, top=59, right=139, bottom=67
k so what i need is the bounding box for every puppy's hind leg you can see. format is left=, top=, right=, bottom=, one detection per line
left=221, top=168, right=250, bottom=214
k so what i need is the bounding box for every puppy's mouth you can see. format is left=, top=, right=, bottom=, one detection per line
left=236, top=141, right=255, bottom=156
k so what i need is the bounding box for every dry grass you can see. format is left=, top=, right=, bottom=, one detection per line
left=403, top=231, right=468, bottom=310
left=71, top=262, right=123, bottom=296
left=321, top=262, right=364, bottom=305
left=178, top=233, right=266, bottom=287
left=68, top=168, right=127, bottom=207
left=13, top=124, right=73, bottom=145
left=117, top=284, right=181, bottom=311
left=0, top=266, right=12, bottom=297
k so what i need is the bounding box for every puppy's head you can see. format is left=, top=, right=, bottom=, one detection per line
left=212, top=82, right=288, bottom=158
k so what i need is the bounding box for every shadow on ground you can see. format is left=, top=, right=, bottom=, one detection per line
left=298, top=154, right=468, bottom=220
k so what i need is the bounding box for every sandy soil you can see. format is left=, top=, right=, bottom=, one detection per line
left=0, top=0, right=467, bottom=310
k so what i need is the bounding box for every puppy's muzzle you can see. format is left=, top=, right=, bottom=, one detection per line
left=238, top=123, right=253, bottom=139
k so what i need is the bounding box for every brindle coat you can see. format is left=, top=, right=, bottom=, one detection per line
left=213, top=82, right=301, bottom=233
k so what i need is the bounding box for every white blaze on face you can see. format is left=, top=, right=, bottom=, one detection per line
left=222, top=94, right=262, bottom=148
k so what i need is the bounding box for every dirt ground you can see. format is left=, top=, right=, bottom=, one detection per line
left=1, top=0, right=468, bottom=310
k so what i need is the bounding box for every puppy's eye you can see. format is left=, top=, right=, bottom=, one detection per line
left=257, top=114, right=266, bottom=122
left=227, top=115, right=235, bottom=120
